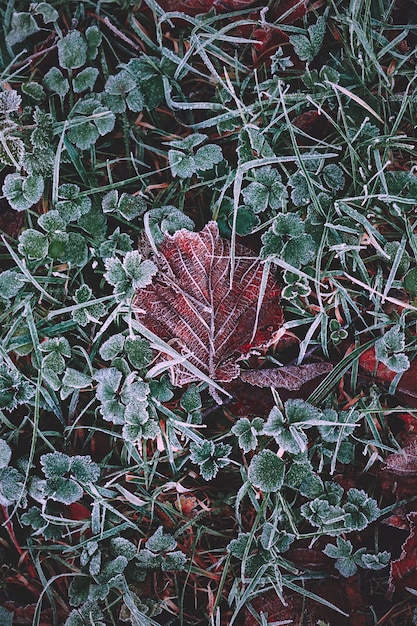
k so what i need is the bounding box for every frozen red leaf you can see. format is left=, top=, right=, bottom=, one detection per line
left=156, top=0, right=257, bottom=16
left=134, top=222, right=282, bottom=394
left=388, top=511, right=417, bottom=597
left=380, top=434, right=417, bottom=499
left=240, top=363, right=333, bottom=389
left=244, top=560, right=367, bottom=625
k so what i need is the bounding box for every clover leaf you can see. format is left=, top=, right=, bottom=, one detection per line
left=102, top=190, right=147, bottom=221
left=58, top=30, right=87, bottom=70
left=262, top=213, right=316, bottom=269
left=242, top=166, right=287, bottom=213
left=324, top=538, right=390, bottom=577
left=232, top=417, right=264, bottom=453
left=43, top=67, right=69, bottom=98
left=248, top=449, right=285, bottom=492
left=290, top=15, right=326, bottom=62
left=72, top=285, right=107, bottom=327
left=264, top=400, right=322, bottom=455
left=41, top=452, right=100, bottom=505
left=67, top=96, right=115, bottom=150
left=146, top=206, right=194, bottom=245
left=104, top=250, right=157, bottom=302
left=0, top=363, right=34, bottom=411
left=189, top=440, right=232, bottom=481
left=375, top=326, right=410, bottom=373
left=103, top=70, right=144, bottom=113
left=168, top=134, right=223, bottom=178
left=3, top=173, right=44, bottom=212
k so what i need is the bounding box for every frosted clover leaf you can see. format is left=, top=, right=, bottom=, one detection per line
left=344, top=488, right=380, bottom=531
left=104, top=250, right=157, bottom=302
left=3, top=173, right=44, bottom=212
left=102, top=190, right=146, bottom=221
left=122, top=400, right=160, bottom=444
left=136, top=526, right=186, bottom=572
left=289, top=15, right=326, bottom=62
left=324, top=538, right=390, bottom=577
left=0, top=363, right=34, bottom=411
left=43, top=67, right=69, bottom=98
left=94, top=368, right=150, bottom=425
left=145, top=206, right=194, bottom=245
left=375, top=326, right=410, bottom=373
left=262, top=213, right=316, bottom=269
left=67, top=96, right=115, bottom=150
left=232, top=417, right=264, bottom=453
left=40, top=337, right=71, bottom=390
left=0, top=270, right=24, bottom=302
left=242, top=166, right=287, bottom=213
left=56, top=184, right=91, bottom=223
left=189, top=440, right=232, bottom=481
left=260, top=524, right=295, bottom=553
left=58, top=30, right=87, bottom=70
left=103, top=70, right=144, bottom=113
left=73, top=285, right=107, bottom=327
left=248, top=450, right=285, bottom=492
left=168, top=134, right=223, bottom=178
left=41, top=452, right=100, bottom=505
left=264, top=399, right=322, bottom=455
left=317, top=409, right=361, bottom=443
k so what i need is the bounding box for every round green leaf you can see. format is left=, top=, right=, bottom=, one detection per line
left=248, top=449, right=285, bottom=492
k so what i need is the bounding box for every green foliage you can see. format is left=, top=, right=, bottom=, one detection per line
left=104, top=251, right=157, bottom=301
left=41, top=452, right=100, bottom=505
left=262, top=213, right=316, bottom=269
left=58, top=31, right=87, bottom=70
left=102, top=190, right=147, bottom=221
left=264, top=400, right=322, bottom=455
left=189, top=440, right=232, bottom=481
left=324, top=538, right=390, bottom=577
left=290, top=15, right=326, bottom=62
left=242, top=167, right=287, bottom=213
left=2, top=1, right=417, bottom=623
left=232, top=417, right=264, bottom=453
left=0, top=363, right=34, bottom=411
left=247, top=450, right=285, bottom=492
left=168, top=134, right=223, bottom=178
left=3, top=173, right=44, bottom=211
left=375, top=326, right=410, bottom=373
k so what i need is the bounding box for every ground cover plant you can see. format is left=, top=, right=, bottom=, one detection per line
left=1, top=0, right=417, bottom=624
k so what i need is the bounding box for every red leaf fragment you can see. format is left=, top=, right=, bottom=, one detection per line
left=156, top=0, right=257, bottom=16
left=134, top=222, right=283, bottom=394
left=240, top=362, right=333, bottom=389
left=380, top=434, right=417, bottom=499
left=226, top=363, right=333, bottom=417
left=244, top=563, right=367, bottom=626
left=388, top=511, right=417, bottom=597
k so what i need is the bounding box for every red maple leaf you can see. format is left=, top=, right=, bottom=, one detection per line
left=134, top=222, right=283, bottom=392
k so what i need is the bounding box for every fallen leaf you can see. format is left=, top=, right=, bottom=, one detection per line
left=388, top=511, right=417, bottom=597
left=226, top=363, right=333, bottom=417
left=380, top=434, right=417, bottom=499
left=156, top=0, right=258, bottom=16
left=244, top=554, right=367, bottom=626
left=134, top=221, right=282, bottom=395
left=240, top=362, right=333, bottom=389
